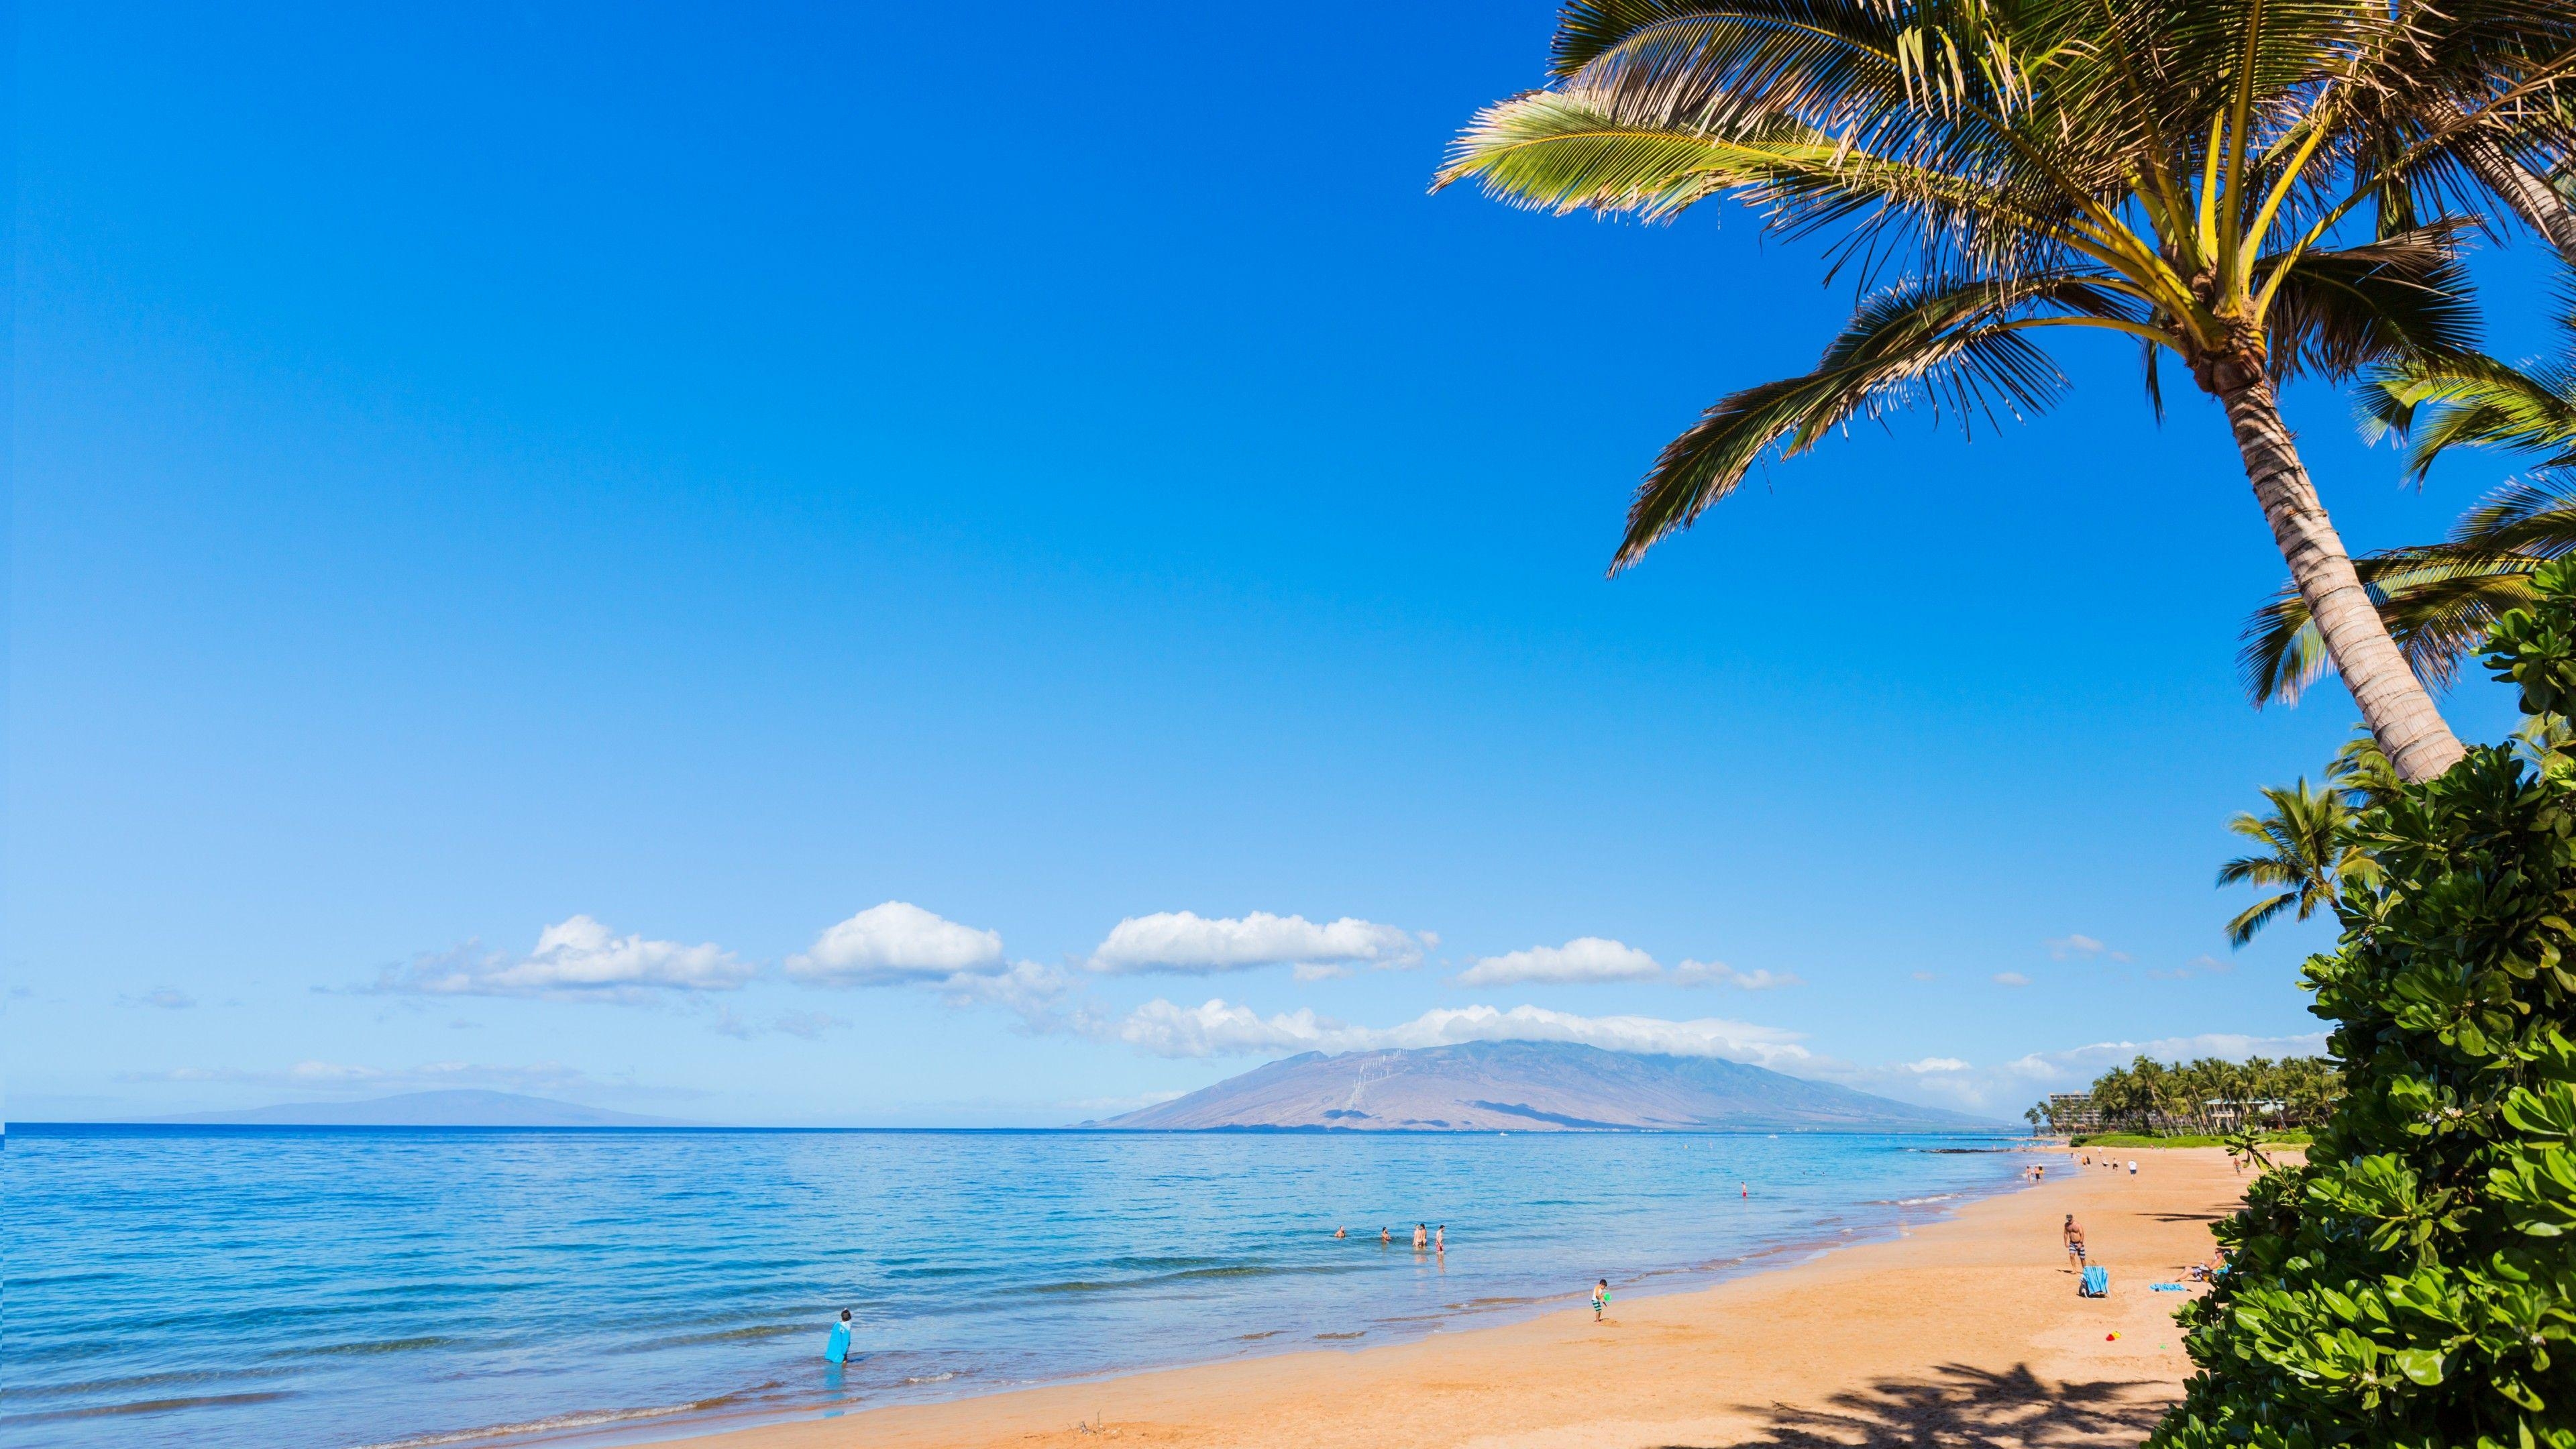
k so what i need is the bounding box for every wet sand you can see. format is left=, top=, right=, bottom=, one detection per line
left=667, top=1146, right=2260, bottom=1449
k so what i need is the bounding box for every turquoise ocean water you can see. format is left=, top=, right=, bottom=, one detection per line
left=5, top=1126, right=2030, bottom=1449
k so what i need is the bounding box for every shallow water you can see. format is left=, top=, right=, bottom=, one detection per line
left=4, top=1126, right=2027, bottom=1449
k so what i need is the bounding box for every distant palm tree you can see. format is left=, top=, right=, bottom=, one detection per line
left=2216, top=779, right=2373, bottom=945
left=2242, top=302, right=2576, bottom=704
left=1438, top=0, right=2576, bottom=782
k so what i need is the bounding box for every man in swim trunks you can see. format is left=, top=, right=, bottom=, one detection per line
left=2063, top=1214, right=2087, bottom=1269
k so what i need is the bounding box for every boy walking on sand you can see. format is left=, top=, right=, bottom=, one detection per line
left=1592, top=1279, right=1610, bottom=1322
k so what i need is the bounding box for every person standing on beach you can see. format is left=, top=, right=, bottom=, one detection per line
left=1591, top=1279, right=1610, bottom=1322
left=2063, top=1214, right=2086, bottom=1269
left=2128, top=1160, right=2139, bottom=1177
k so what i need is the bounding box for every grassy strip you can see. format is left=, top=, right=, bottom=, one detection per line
left=2068, top=1130, right=2314, bottom=1149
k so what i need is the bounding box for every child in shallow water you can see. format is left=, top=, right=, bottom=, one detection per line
left=1591, top=1279, right=1610, bottom=1322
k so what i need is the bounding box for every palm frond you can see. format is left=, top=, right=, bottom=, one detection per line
left=1610, top=274, right=2124, bottom=570
left=2257, top=224, right=2480, bottom=381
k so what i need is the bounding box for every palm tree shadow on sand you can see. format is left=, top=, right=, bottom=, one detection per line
left=1657, top=1362, right=2171, bottom=1449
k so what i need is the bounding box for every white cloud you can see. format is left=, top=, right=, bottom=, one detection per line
left=1109, top=998, right=1811, bottom=1067
left=1291, top=963, right=1355, bottom=982
left=2046, top=934, right=2132, bottom=963
left=372, top=916, right=755, bottom=1001
left=1993, top=971, right=2032, bottom=987
left=788, top=902, right=1006, bottom=985
left=1672, top=959, right=1804, bottom=990
left=1458, top=937, right=1660, bottom=986
left=1089, top=912, right=1427, bottom=975
left=1900, top=1057, right=1971, bottom=1073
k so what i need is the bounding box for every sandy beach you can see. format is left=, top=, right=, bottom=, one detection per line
left=668, top=1146, right=2261, bottom=1449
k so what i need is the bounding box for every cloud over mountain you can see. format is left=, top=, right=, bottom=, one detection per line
left=788, top=902, right=1008, bottom=985
left=1088, top=912, right=1428, bottom=975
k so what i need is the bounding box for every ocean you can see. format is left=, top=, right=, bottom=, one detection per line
left=5, top=1125, right=2030, bottom=1449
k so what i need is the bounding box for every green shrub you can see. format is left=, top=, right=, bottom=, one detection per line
left=2153, top=560, right=2576, bottom=1449
left=2070, top=1131, right=2314, bottom=1150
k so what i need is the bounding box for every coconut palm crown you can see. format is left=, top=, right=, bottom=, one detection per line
left=1438, top=0, right=2576, bottom=781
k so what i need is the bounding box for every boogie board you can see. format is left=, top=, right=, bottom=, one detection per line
left=825, top=1321, right=851, bottom=1364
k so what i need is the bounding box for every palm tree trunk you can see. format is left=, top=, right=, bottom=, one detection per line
left=2216, top=371, right=2467, bottom=783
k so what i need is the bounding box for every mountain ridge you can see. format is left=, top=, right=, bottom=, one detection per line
left=1089, top=1040, right=1996, bottom=1132
left=146, top=1089, right=692, bottom=1128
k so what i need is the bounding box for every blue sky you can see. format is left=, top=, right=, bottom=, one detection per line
left=9, top=1, right=2561, bottom=1125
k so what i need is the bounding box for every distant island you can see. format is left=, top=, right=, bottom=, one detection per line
left=1088, top=1040, right=1998, bottom=1132
left=148, top=1089, right=692, bottom=1128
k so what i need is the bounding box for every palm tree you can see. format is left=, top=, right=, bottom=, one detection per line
left=2242, top=299, right=2576, bottom=704
left=1438, top=0, right=2576, bottom=781
left=2216, top=778, right=2373, bottom=944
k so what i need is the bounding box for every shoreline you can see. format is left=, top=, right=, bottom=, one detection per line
left=509, top=1147, right=2043, bottom=1449
left=613, top=1146, right=2252, bottom=1449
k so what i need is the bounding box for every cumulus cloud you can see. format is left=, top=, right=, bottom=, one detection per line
left=1672, top=959, right=1804, bottom=990
left=370, top=916, right=755, bottom=1002
left=788, top=902, right=1006, bottom=985
left=1992, top=971, right=2032, bottom=987
left=1899, top=1057, right=1970, bottom=1073
left=1088, top=912, right=1428, bottom=975
left=2046, top=934, right=2132, bottom=963
left=1109, top=998, right=1811, bottom=1067
left=1457, top=937, right=1660, bottom=986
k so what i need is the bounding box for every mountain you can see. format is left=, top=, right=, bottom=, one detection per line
left=150, top=1089, right=692, bottom=1128
left=1091, top=1041, right=1996, bottom=1132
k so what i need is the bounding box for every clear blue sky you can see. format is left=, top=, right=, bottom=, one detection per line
left=9, top=1, right=2559, bottom=1124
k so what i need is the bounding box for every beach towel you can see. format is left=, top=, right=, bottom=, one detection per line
left=2151, top=1283, right=2186, bottom=1291
left=825, top=1321, right=851, bottom=1364
left=2080, top=1265, right=2110, bottom=1297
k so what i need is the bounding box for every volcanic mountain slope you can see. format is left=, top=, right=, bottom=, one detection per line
left=1091, top=1040, right=1994, bottom=1132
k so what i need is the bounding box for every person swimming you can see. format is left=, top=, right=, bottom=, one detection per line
left=1434, top=1224, right=1444, bottom=1252
left=1412, top=1223, right=1429, bottom=1250
left=1333, top=1226, right=1346, bottom=1239
left=1380, top=1226, right=1391, bottom=1244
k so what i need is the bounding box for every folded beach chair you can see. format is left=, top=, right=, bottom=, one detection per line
left=2080, top=1265, right=2110, bottom=1297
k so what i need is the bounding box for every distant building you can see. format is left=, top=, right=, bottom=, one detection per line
left=2047, top=1093, right=2103, bottom=1134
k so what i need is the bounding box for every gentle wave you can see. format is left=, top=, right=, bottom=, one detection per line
left=0, top=1391, right=297, bottom=1427
left=343, top=1398, right=719, bottom=1449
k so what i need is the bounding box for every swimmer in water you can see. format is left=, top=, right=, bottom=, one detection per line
left=1434, top=1224, right=1444, bottom=1252
left=1380, top=1226, right=1391, bottom=1244
left=1333, top=1226, right=1346, bottom=1239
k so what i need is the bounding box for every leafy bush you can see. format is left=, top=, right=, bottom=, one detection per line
left=2153, top=560, right=2576, bottom=1449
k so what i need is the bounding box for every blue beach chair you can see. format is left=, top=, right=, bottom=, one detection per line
left=2080, top=1265, right=2110, bottom=1297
